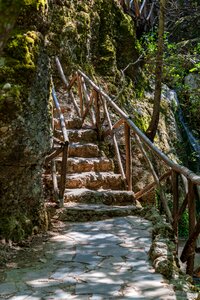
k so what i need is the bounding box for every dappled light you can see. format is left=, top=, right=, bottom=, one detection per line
left=0, top=216, right=193, bottom=299
left=1, top=1, right=200, bottom=299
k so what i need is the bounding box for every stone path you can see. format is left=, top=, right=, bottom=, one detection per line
left=0, top=216, right=197, bottom=300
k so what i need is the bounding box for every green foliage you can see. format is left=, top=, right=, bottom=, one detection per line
left=178, top=210, right=189, bottom=237
left=141, top=30, right=195, bottom=88
left=189, top=43, right=200, bottom=73
left=141, top=29, right=200, bottom=138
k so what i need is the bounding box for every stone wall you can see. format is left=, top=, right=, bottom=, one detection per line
left=0, top=0, right=51, bottom=241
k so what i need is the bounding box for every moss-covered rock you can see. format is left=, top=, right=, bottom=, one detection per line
left=0, top=0, right=51, bottom=241
left=0, top=0, right=144, bottom=241
left=0, top=0, right=23, bottom=53
left=6, top=31, right=40, bottom=65
left=47, top=0, right=141, bottom=87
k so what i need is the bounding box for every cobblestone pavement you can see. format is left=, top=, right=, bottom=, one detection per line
left=0, top=216, right=196, bottom=299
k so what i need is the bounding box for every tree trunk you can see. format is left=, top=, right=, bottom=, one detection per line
left=146, top=0, right=166, bottom=142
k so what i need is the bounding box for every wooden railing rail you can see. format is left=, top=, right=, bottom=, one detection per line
left=55, top=57, right=80, bottom=117
left=78, top=69, right=200, bottom=185
left=139, top=0, right=147, bottom=15
left=120, top=0, right=157, bottom=25
left=55, top=57, right=200, bottom=276
left=45, top=84, right=69, bottom=207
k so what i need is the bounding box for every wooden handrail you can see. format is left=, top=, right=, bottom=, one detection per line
left=124, top=122, right=132, bottom=190
left=50, top=85, right=69, bottom=206
left=134, top=133, right=173, bottom=223
left=77, top=69, right=200, bottom=185
left=135, top=170, right=172, bottom=199
left=52, top=86, right=69, bottom=144
left=55, top=56, right=80, bottom=117
left=101, top=96, right=126, bottom=181
left=81, top=77, right=96, bottom=126
left=140, top=0, right=147, bottom=15
left=146, top=1, right=155, bottom=21
left=54, top=58, right=200, bottom=275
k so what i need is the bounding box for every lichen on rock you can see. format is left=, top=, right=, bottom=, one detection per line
left=0, top=0, right=51, bottom=241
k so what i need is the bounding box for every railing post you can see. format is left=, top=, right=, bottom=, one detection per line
left=59, top=142, right=69, bottom=207
left=101, top=97, right=126, bottom=181
left=94, top=90, right=101, bottom=140
left=172, top=170, right=179, bottom=252
left=51, top=159, right=59, bottom=202
left=77, top=74, right=83, bottom=117
left=124, top=122, right=132, bottom=191
left=186, top=180, right=196, bottom=275
left=81, top=78, right=95, bottom=126
left=133, top=0, right=140, bottom=17
left=51, top=85, right=69, bottom=207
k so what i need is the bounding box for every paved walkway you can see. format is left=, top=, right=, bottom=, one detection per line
left=0, top=216, right=196, bottom=299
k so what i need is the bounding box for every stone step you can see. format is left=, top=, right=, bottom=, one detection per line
left=56, top=157, right=114, bottom=173
left=54, top=128, right=97, bottom=143
left=64, top=188, right=135, bottom=205
left=54, top=117, right=82, bottom=130
left=65, top=117, right=83, bottom=129
left=68, top=128, right=97, bottom=142
left=55, top=143, right=101, bottom=158
left=69, top=143, right=101, bottom=157
left=55, top=203, right=140, bottom=222
left=65, top=172, right=123, bottom=190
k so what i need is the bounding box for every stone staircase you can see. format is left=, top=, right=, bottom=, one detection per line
left=50, top=108, right=137, bottom=222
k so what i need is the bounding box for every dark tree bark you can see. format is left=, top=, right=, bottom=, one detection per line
left=146, top=0, right=166, bottom=142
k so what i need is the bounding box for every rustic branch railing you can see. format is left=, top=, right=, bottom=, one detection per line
left=45, top=84, right=69, bottom=207
left=55, top=57, right=200, bottom=277
left=120, top=0, right=157, bottom=25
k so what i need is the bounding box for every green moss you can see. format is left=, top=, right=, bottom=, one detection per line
left=100, top=34, right=115, bottom=56
left=0, top=30, right=41, bottom=88
left=23, top=0, right=47, bottom=12
left=0, top=212, right=36, bottom=242
left=118, top=14, right=135, bottom=37
left=96, top=35, right=116, bottom=74
left=134, top=113, right=151, bottom=132
left=0, top=216, right=24, bottom=242
left=76, top=11, right=90, bottom=33
left=0, top=85, right=22, bottom=122
left=0, top=65, right=15, bottom=84
left=76, top=2, right=89, bottom=12
left=6, top=31, right=40, bottom=66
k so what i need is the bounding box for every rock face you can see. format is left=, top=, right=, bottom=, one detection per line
left=0, top=0, right=183, bottom=240
left=47, top=0, right=140, bottom=80
left=0, top=0, right=141, bottom=241
left=0, top=1, right=51, bottom=240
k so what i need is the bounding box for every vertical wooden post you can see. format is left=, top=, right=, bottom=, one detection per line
left=124, top=122, right=132, bottom=191
left=77, top=74, right=83, bottom=117
left=51, top=159, right=59, bottom=202
left=81, top=78, right=95, bottom=126
left=59, top=142, right=68, bottom=207
left=94, top=90, right=101, bottom=140
left=101, top=97, right=126, bottom=181
left=172, top=170, right=179, bottom=253
left=133, top=0, right=140, bottom=17
left=186, top=180, right=196, bottom=275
